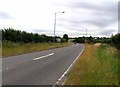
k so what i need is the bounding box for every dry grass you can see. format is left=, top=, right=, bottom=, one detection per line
left=2, top=41, right=72, bottom=57
left=65, top=44, right=118, bottom=85
left=94, top=43, right=101, bottom=47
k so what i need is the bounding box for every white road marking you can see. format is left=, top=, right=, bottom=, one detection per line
left=53, top=45, right=85, bottom=87
left=33, top=53, right=54, bottom=60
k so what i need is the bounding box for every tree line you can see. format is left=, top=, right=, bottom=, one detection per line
left=1, top=28, right=119, bottom=50
left=1, top=28, right=69, bottom=43
left=73, top=34, right=120, bottom=50
left=73, top=36, right=112, bottom=44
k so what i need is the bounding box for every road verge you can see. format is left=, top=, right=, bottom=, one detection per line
left=65, top=44, right=118, bottom=85
left=2, top=41, right=72, bottom=57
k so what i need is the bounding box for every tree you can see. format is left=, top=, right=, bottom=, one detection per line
left=73, top=37, right=85, bottom=43
left=2, top=28, right=59, bottom=43
left=112, top=33, right=120, bottom=50
left=63, top=34, right=69, bottom=42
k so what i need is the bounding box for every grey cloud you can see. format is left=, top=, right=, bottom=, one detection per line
left=64, top=26, right=85, bottom=32
left=55, top=1, right=118, bottom=36
left=59, top=17, right=116, bottom=29
left=34, top=29, right=52, bottom=32
left=0, top=11, right=15, bottom=19
left=80, top=17, right=117, bottom=28
left=54, top=1, right=118, bottom=15
left=59, top=10, right=117, bottom=28
left=100, top=29, right=116, bottom=36
left=71, top=2, right=117, bottom=13
left=69, top=32, right=98, bottom=37
left=32, top=29, right=64, bottom=34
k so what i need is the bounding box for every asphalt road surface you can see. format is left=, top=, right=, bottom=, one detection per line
left=2, top=44, right=84, bottom=85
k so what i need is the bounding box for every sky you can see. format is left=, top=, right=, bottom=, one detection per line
left=0, top=0, right=119, bottom=37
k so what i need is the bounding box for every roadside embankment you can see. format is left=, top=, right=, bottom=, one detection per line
left=65, top=43, right=118, bottom=85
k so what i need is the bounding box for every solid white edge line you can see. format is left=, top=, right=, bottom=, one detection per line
left=33, top=53, right=54, bottom=60
left=52, top=45, right=85, bottom=87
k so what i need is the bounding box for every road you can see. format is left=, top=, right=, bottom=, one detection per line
left=2, top=44, right=84, bottom=86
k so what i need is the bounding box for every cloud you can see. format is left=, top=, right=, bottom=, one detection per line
left=33, top=29, right=64, bottom=33
left=33, top=29, right=53, bottom=33
left=71, top=1, right=117, bottom=12
left=0, top=0, right=118, bottom=37
left=100, top=29, right=116, bottom=36
left=0, top=11, right=15, bottom=19
left=54, top=1, right=118, bottom=36
left=28, top=29, right=67, bottom=37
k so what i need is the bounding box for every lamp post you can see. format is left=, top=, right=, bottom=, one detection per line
left=86, top=28, right=87, bottom=38
left=53, top=11, right=65, bottom=43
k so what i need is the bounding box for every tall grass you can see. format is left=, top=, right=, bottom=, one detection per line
left=2, top=41, right=72, bottom=57
left=65, top=44, right=118, bottom=85
left=0, top=41, right=2, bottom=57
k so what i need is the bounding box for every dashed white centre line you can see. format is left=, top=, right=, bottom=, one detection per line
left=33, top=53, right=54, bottom=61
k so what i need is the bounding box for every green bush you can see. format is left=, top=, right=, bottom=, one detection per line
left=112, top=33, right=120, bottom=50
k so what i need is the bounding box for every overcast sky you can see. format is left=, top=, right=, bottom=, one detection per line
left=0, top=0, right=119, bottom=37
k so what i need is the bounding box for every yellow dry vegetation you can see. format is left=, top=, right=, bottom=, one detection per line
left=2, top=42, right=72, bottom=57
left=94, top=43, right=101, bottom=47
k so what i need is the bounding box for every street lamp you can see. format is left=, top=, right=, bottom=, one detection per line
left=53, top=11, right=65, bottom=43
left=86, top=28, right=87, bottom=38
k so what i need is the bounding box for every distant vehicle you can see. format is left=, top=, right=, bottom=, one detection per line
left=73, top=42, right=77, bottom=44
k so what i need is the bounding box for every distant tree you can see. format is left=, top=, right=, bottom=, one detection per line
left=88, top=36, right=94, bottom=42
left=85, top=36, right=94, bottom=43
left=112, top=33, right=120, bottom=50
left=63, top=34, right=69, bottom=42
left=73, top=36, right=85, bottom=43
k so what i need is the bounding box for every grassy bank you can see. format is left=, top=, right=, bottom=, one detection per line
left=2, top=41, right=72, bottom=57
left=65, top=44, right=118, bottom=85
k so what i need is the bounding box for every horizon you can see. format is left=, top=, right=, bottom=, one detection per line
left=1, top=27, right=114, bottom=38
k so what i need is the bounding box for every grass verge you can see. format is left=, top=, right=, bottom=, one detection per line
left=2, top=41, right=72, bottom=57
left=65, top=44, right=118, bottom=85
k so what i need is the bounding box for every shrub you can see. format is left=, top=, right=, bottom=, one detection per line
left=111, top=33, right=120, bottom=50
